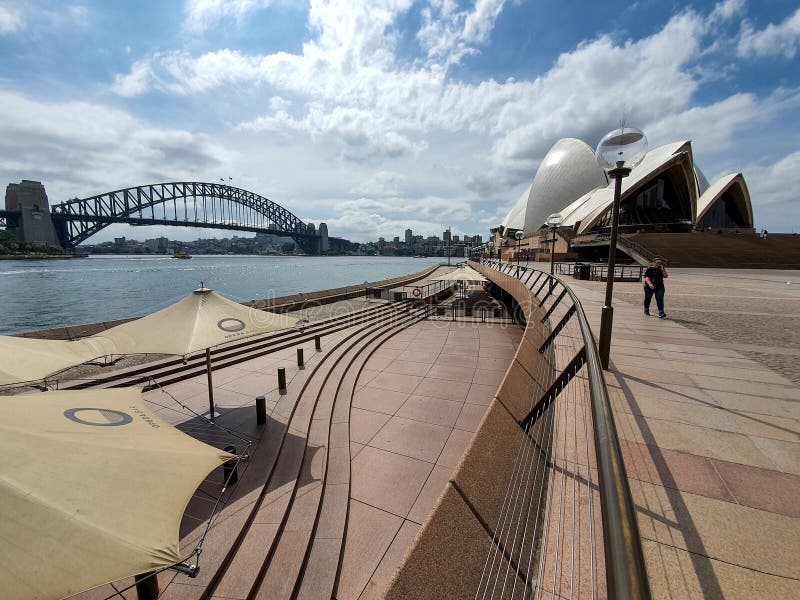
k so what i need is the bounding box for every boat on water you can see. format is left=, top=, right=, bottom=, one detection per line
left=172, top=250, right=191, bottom=259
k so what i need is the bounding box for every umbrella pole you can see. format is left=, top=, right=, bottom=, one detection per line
left=205, top=348, right=216, bottom=422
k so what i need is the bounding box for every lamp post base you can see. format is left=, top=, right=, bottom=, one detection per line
left=598, top=304, right=614, bottom=370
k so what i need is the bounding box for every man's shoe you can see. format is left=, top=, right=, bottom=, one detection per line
left=644, top=310, right=651, bottom=316
left=659, top=312, right=667, bottom=319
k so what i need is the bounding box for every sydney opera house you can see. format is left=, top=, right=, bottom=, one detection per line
left=489, top=137, right=756, bottom=265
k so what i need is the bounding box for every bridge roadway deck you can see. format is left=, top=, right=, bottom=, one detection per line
left=565, top=268, right=800, bottom=597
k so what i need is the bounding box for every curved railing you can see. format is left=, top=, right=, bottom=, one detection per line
left=386, top=259, right=650, bottom=599
left=478, top=259, right=650, bottom=599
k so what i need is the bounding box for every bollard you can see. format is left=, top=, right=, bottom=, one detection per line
left=297, top=348, right=305, bottom=369
left=256, top=395, right=266, bottom=424
left=314, top=335, right=321, bottom=351
left=278, top=368, right=287, bottom=395
left=223, top=445, right=238, bottom=486
left=134, top=572, right=159, bottom=600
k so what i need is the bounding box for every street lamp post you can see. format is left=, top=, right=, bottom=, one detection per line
left=546, top=213, right=563, bottom=286
left=596, top=127, right=648, bottom=370
left=514, top=230, right=524, bottom=277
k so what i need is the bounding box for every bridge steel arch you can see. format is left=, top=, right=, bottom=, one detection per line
left=50, top=182, right=317, bottom=250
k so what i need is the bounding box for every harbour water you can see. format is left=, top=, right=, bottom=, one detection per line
left=0, top=255, right=444, bottom=335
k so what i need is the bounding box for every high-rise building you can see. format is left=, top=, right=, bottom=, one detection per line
left=404, top=228, right=412, bottom=244
left=443, top=230, right=451, bottom=242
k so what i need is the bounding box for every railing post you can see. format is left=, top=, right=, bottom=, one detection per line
left=314, top=335, right=321, bottom=351
left=297, top=347, right=304, bottom=369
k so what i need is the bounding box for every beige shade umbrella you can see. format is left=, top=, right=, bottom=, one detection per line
left=96, top=286, right=298, bottom=356
left=0, top=387, right=231, bottom=600
left=96, top=286, right=298, bottom=420
left=0, top=335, right=116, bottom=387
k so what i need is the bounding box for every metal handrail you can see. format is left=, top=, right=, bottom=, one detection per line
left=474, top=259, right=651, bottom=600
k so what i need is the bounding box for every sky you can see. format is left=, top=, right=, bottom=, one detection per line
left=0, top=0, right=798, bottom=243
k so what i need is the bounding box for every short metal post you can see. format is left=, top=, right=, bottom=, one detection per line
left=222, top=445, right=238, bottom=485
left=297, top=347, right=304, bottom=369
left=314, top=335, right=321, bottom=351
left=135, top=572, right=159, bottom=600
left=482, top=308, right=486, bottom=323
left=256, top=395, right=267, bottom=424
left=278, top=367, right=287, bottom=395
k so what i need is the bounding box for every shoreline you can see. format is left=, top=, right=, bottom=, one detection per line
left=13, top=263, right=445, bottom=341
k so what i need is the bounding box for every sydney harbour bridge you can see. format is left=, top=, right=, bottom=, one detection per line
left=0, top=180, right=353, bottom=254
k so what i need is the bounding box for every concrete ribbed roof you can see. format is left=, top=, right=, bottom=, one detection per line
left=522, top=138, right=607, bottom=232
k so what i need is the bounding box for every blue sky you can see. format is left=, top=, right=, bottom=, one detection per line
left=0, top=0, right=798, bottom=242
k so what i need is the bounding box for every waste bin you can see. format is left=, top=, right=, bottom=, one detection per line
left=574, top=263, right=592, bottom=280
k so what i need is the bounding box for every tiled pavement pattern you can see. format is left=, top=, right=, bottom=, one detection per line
left=565, top=269, right=800, bottom=598
left=342, top=318, right=523, bottom=599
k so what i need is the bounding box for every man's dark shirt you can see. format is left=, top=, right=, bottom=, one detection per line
left=644, top=266, right=665, bottom=289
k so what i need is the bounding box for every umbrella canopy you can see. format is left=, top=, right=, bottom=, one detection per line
left=431, top=267, right=487, bottom=282
left=0, top=387, right=231, bottom=600
left=0, top=288, right=298, bottom=386
left=96, top=287, right=298, bottom=356
left=0, top=335, right=116, bottom=387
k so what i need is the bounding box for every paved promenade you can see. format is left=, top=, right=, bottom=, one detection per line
left=566, top=268, right=800, bottom=598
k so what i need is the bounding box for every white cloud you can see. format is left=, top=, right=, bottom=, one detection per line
left=643, top=88, right=800, bottom=154
left=0, top=90, right=233, bottom=202
left=184, top=0, right=276, bottom=32
left=743, top=151, right=800, bottom=231
left=0, top=4, right=24, bottom=34
left=737, top=8, right=800, bottom=59
left=708, top=0, right=746, bottom=25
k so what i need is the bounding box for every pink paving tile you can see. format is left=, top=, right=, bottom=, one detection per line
left=350, top=446, right=434, bottom=517
left=352, top=386, right=410, bottom=415
left=425, top=363, right=478, bottom=383
left=349, top=408, right=392, bottom=444
left=395, top=394, right=464, bottom=428
left=359, top=520, right=422, bottom=600
left=712, top=459, right=800, bottom=517
left=437, top=428, right=475, bottom=469
left=434, top=353, right=479, bottom=368
left=413, top=377, right=471, bottom=402
left=620, top=440, right=734, bottom=502
left=368, top=371, right=424, bottom=394
left=471, top=368, right=506, bottom=387
left=464, top=382, right=498, bottom=406
left=406, top=464, right=453, bottom=524
left=454, top=402, right=490, bottom=432
left=336, top=500, right=403, bottom=600
left=370, top=416, right=452, bottom=463
left=382, top=360, right=432, bottom=377
left=218, top=373, right=274, bottom=397
left=397, top=349, right=440, bottom=363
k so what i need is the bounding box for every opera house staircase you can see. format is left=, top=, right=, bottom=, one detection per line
left=625, top=232, right=800, bottom=268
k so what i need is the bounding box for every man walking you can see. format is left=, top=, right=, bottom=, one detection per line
left=644, top=258, right=668, bottom=318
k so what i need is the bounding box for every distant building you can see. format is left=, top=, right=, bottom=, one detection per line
left=144, top=237, right=169, bottom=252
left=404, top=228, right=413, bottom=244
left=443, top=230, right=451, bottom=242
left=393, top=236, right=400, bottom=243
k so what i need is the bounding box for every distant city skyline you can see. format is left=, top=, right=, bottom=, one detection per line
left=1, top=1, right=798, bottom=242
